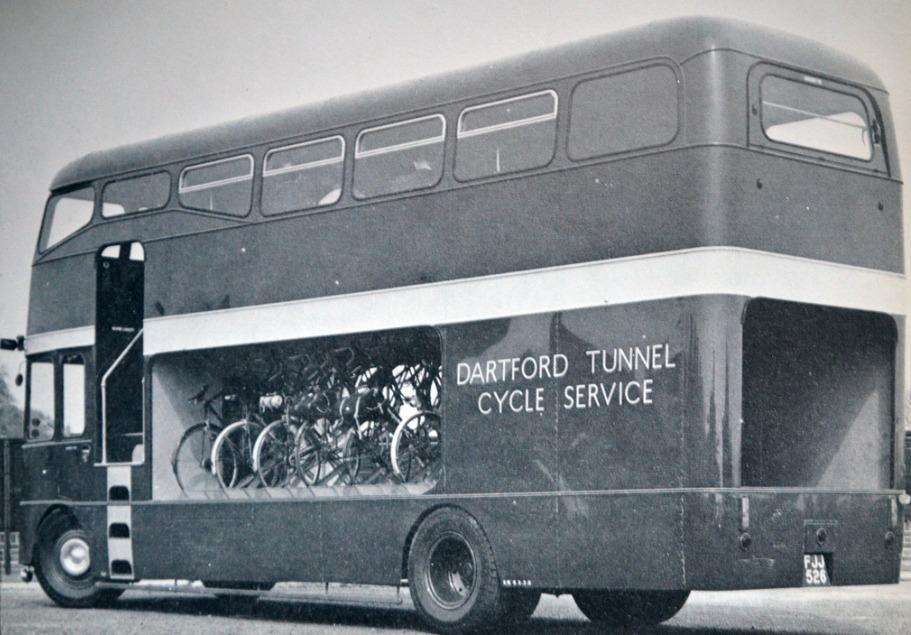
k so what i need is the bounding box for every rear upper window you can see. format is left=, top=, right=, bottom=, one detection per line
left=568, top=65, right=678, bottom=160
left=102, top=172, right=170, bottom=217
left=42, top=187, right=94, bottom=250
left=179, top=155, right=254, bottom=216
left=456, top=90, right=557, bottom=181
left=262, top=136, right=344, bottom=215
left=353, top=115, right=445, bottom=199
left=761, top=76, right=873, bottom=160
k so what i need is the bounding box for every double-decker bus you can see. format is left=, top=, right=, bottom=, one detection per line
left=4, top=16, right=907, bottom=633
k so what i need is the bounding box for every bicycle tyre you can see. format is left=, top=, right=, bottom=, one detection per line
left=172, top=422, right=233, bottom=493
left=253, top=419, right=295, bottom=487
left=390, top=411, right=441, bottom=482
left=210, top=419, right=261, bottom=488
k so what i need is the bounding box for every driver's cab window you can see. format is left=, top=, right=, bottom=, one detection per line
left=62, top=354, right=86, bottom=437
left=27, top=360, right=55, bottom=442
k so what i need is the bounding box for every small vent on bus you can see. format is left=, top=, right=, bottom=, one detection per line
left=108, top=486, right=130, bottom=501
left=109, top=523, right=130, bottom=539
left=110, top=560, right=133, bottom=576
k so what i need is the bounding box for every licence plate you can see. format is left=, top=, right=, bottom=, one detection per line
left=803, top=554, right=830, bottom=586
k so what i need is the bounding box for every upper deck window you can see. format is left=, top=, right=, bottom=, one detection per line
left=179, top=155, right=253, bottom=216
left=456, top=90, right=557, bottom=181
left=42, top=186, right=94, bottom=250
left=102, top=172, right=171, bottom=217
left=262, top=136, right=344, bottom=215
left=353, top=115, right=445, bottom=199
left=568, top=66, right=678, bottom=160
left=761, top=76, right=873, bottom=160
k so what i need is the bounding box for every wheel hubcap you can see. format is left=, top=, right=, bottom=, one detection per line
left=427, top=535, right=476, bottom=609
left=58, top=537, right=91, bottom=577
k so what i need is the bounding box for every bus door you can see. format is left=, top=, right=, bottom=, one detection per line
left=95, top=243, right=145, bottom=468
left=56, top=350, right=102, bottom=500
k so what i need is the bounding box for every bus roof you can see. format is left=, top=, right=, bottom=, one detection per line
left=50, top=16, right=885, bottom=191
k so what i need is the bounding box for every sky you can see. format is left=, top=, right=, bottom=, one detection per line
left=1, top=0, right=910, bottom=407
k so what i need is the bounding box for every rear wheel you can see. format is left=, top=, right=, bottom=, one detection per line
left=407, top=508, right=501, bottom=634
left=572, top=589, right=689, bottom=626
left=34, top=513, right=123, bottom=608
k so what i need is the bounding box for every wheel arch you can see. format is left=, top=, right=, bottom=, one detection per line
left=21, top=504, right=78, bottom=565
left=400, top=503, right=495, bottom=582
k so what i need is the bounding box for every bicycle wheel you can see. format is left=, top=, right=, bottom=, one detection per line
left=319, top=428, right=361, bottom=486
left=252, top=419, right=295, bottom=487
left=211, top=419, right=263, bottom=488
left=172, top=422, right=232, bottom=493
left=391, top=412, right=441, bottom=482
left=292, top=423, right=323, bottom=486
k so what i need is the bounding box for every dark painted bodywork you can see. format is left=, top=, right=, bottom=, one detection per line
left=18, top=296, right=906, bottom=590
left=17, top=17, right=906, bottom=593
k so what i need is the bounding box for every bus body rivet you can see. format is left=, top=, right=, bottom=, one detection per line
left=816, top=528, right=828, bottom=544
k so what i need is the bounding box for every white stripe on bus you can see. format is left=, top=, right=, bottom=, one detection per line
left=142, top=247, right=906, bottom=356
left=25, top=247, right=906, bottom=357
left=24, top=325, right=94, bottom=355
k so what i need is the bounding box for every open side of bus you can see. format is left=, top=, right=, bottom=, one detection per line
left=10, top=16, right=906, bottom=633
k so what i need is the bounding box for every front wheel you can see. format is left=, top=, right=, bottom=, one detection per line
left=572, top=589, right=690, bottom=626
left=407, top=508, right=502, bottom=634
left=34, top=512, right=123, bottom=608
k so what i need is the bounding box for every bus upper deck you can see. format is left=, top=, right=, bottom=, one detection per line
left=28, top=16, right=902, bottom=342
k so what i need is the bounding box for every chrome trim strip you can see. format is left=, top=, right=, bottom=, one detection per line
left=457, top=89, right=558, bottom=138
left=355, top=114, right=446, bottom=159
left=179, top=154, right=254, bottom=193
left=263, top=135, right=345, bottom=176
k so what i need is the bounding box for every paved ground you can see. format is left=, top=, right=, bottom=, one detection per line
left=2, top=580, right=910, bottom=634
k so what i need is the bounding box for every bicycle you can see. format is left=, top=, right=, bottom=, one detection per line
left=170, top=386, right=238, bottom=492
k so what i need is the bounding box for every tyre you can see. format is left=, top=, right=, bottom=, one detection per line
left=253, top=419, right=295, bottom=487
left=211, top=419, right=262, bottom=488
left=498, top=589, right=540, bottom=626
left=572, top=589, right=689, bottom=626
left=34, top=512, right=124, bottom=608
left=292, top=423, right=323, bottom=485
left=391, top=412, right=440, bottom=482
left=407, top=508, right=502, bottom=634
left=172, top=422, right=232, bottom=493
